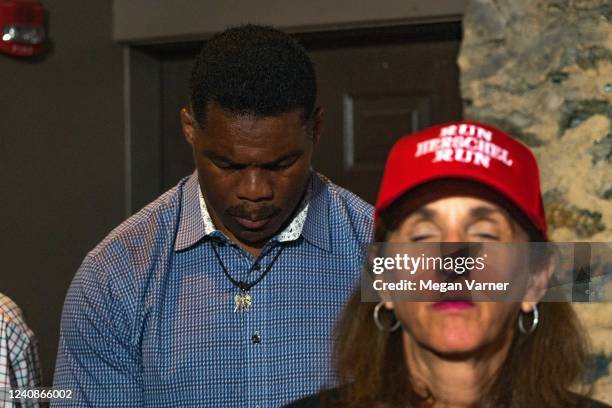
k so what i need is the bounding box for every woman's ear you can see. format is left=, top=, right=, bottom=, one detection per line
left=520, top=301, right=537, bottom=313
left=521, top=248, right=557, bottom=308
left=378, top=290, right=394, bottom=310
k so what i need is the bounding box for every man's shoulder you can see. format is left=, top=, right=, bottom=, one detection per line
left=313, top=173, right=373, bottom=222
left=83, top=177, right=187, bottom=276
left=66, top=179, right=192, bottom=318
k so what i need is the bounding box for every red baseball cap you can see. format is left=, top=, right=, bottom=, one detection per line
left=375, top=121, right=547, bottom=240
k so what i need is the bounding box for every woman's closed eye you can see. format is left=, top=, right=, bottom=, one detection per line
left=408, top=222, right=440, bottom=242
left=467, top=221, right=501, bottom=241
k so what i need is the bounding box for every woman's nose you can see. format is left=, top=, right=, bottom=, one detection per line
left=442, top=229, right=465, bottom=242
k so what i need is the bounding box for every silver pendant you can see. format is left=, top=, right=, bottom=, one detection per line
left=234, top=290, right=252, bottom=312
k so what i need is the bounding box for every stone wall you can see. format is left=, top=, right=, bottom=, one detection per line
left=459, top=0, right=611, bottom=402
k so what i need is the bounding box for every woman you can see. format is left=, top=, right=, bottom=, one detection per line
left=289, top=122, right=609, bottom=407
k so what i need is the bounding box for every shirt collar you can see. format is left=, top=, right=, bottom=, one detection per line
left=174, top=171, right=326, bottom=251
left=299, top=173, right=331, bottom=252
left=196, top=180, right=311, bottom=243
left=174, top=172, right=208, bottom=251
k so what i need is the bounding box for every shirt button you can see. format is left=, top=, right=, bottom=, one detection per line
left=251, top=333, right=262, bottom=344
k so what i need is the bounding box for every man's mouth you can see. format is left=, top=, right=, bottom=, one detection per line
left=233, top=216, right=273, bottom=230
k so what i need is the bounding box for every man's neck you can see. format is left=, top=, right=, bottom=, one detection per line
left=233, top=236, right=265, bottom=257
left=401, top=329, right=514, bottom=407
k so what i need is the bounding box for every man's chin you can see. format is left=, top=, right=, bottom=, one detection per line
left=224, top=215, right=286, bottom=248
left=230, top=226, right=274, bottom=246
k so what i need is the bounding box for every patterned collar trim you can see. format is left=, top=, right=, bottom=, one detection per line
left=197, top=180, right=311, bottom=243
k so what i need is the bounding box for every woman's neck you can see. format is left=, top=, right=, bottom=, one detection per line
left=401, top=329, right=514, bottom=407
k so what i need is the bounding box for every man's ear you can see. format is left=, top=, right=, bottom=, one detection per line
left=311, top=106, right=323, bottom=147
left=181, top=107, right=197, bottom=146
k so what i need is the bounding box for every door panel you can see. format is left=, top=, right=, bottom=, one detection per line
left=309, top=38, right=462, bottom=202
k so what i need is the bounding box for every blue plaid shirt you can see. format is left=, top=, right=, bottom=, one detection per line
left=53, top=171, right=373, bottom=407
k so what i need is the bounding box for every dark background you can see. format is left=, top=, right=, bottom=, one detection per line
left=0, top=1, right=125, bottom=385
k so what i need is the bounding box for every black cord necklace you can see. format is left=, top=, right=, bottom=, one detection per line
left=211, top=243, right=286, bottom=312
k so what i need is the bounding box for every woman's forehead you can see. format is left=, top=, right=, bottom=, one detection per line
left=416, top=196, right=504, bottom=215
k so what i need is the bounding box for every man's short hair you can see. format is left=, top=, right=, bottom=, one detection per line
left=189, top=24, right=317, bottom=126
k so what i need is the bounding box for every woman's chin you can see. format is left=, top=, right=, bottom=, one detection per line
left=430, top=337, right=482, bottom=355
left=424, top=322, right=486, bottom=355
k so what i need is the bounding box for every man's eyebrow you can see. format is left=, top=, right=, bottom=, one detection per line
left=204, top=151, right=242, bottom=165
left=204, top=150, right=304, bottom=167
left=260, top=150, right=303, bottom=167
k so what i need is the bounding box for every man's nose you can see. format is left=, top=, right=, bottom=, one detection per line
left=236, top=168, right=273, bottom=202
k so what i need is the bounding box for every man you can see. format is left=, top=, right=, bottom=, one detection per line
left=0, top=293, right=41, bottom=408
left=53, top=25, right=373, bottom=407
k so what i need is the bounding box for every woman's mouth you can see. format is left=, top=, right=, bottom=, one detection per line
left=432, top=301, right=475, bottom=311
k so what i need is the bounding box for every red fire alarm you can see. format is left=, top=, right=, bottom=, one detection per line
left=0, top=0, right=45, bottom=57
